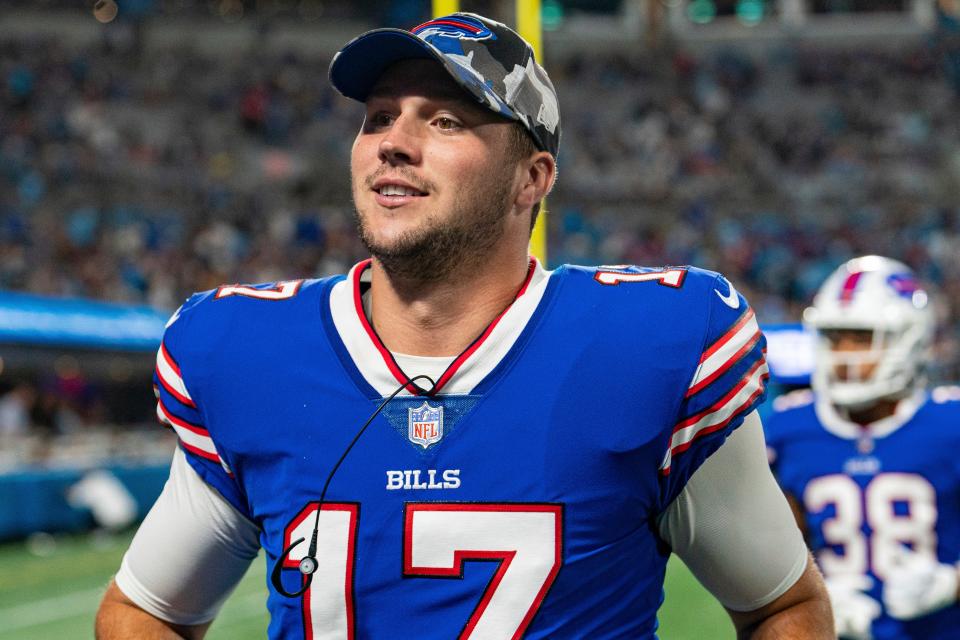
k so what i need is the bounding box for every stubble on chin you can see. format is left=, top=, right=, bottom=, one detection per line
left=351, top=181, right=511, bottom=286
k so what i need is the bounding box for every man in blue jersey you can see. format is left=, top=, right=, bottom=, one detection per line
left=96, top=12, right=831, bottom=639
left=766, top=255, right=960, bottom=639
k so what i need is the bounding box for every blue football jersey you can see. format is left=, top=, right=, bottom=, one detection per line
left=153, top=260, right=768, bottom=639
left=766, top=388, right=960, bottom=639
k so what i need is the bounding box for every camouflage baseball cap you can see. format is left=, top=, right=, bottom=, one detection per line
left=329, top=12, right=561, bottom=158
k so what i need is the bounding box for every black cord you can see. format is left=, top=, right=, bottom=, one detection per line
left=271, top=374, right=437, bottom=598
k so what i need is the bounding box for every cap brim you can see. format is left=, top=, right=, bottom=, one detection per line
left=329, top=28, right=519, bottom=122
left=330, top=29, right=439, bottom=101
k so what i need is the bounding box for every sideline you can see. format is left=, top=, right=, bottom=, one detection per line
left=0, top=586, right=105, bottom=633
left=0, top=574, right=266, bottom=636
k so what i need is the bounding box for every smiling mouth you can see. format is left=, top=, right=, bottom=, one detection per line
left=375, top=184, right=428, bottom=197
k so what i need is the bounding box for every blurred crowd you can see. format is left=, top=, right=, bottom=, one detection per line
left=2, top=23, right=960, bottom=385
left=0, top=374, right=173, bottom=472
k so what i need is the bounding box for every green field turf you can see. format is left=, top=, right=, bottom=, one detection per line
left=0, top=532, right=733, bottom=639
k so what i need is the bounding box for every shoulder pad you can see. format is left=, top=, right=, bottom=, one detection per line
left=167, top=278, right=328, bottom=342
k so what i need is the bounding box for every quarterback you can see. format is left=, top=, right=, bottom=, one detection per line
left=766, top=256, right=960, bottom=639
left=96, top=12, right=831, bottom=639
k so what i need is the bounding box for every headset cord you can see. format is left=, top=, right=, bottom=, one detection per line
left=271, top=374, right=437, bottom=598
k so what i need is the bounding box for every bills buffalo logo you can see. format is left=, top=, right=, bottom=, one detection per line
left=411, top=16, right=495, bottom=41
left=886, top=273, right=921, bottom=299
left=408, top=401, right=444, bottom=449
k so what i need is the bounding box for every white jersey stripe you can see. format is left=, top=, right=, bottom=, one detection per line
left=157, top=402, right=231, bottom=474
left=661, top=359, right=769, bottom=474
left=444, top=262, right=551, bottom=394
left=687, top=310, right=759, bottom=397
left=329, top=259, right=552, bottom=397
left=156, top=398, right=209, bottom=436
left=156, top=343, right=195, bottom=407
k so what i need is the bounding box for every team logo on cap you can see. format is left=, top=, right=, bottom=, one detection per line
left=408, top=401, right=444, bottom=449
left=411, top=16, right=494, bottom=41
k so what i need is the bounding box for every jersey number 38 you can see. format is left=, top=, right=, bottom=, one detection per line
left=804, top=473, right=937, bottom=579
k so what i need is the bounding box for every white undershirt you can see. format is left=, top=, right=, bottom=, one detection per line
left=114, top=447, right=261, bottom=625
left=392, top=352, right=456, bottom=388
left=657, top=411, right=809, bottom=611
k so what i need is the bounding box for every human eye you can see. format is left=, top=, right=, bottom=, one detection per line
left=433, top=115, right=463, bottom=131
left=365, top=110, right=394, bottom=130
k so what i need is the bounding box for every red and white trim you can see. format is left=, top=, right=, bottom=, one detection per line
left=349, top=259, right=421, bottom=395
left=661, top=358, right=769, bottom=475
left=282, top=502, right=359, bottom=640
left=156, top=399, right=231, bottom=474
left=403, top=503, right=563, bottom=639
left=413, top=18, right=485, bottom=35
left=686, top=308, right=762, bottom=398
left=329, top=259, right=552, bottom=397
left=156, top=342, right=196, bottom=408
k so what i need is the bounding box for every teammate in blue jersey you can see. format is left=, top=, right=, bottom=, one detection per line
left=96, top=12, right=831, bottom=639
left=766, top=255, right=960, bottom=639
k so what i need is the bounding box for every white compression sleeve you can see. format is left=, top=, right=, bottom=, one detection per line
left=114, top=448, right=261, bottom=625
left=657, top=410, right=808, bottom=612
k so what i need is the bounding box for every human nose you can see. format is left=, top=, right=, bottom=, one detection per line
left=834, top=335, right=863, bottom=352
left=378, top=115, right=422, bottom=166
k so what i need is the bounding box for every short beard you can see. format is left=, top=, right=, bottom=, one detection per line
left=353, top=172, right=512, bottom=285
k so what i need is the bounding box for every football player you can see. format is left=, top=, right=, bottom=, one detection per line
left=766, top=255, right=960, bottom=639
left=95, top=13, right=831, bottom=639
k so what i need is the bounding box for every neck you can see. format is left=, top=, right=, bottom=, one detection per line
left=844, top=398, right=900, bottom=426
left=368, top=249, right=532, bottom=357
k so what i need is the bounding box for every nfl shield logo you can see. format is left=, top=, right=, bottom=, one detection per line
left=408, top=401, right=444, bottom=449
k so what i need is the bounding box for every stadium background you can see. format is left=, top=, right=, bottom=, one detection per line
left=1, top=0, right=959, bottom=637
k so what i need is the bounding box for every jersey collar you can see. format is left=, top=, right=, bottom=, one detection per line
left=814, top=389, right=927, bottom=440
left=328, top=257, right=551, bottom=397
